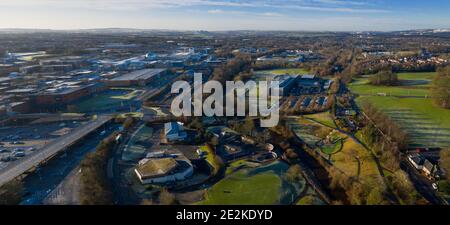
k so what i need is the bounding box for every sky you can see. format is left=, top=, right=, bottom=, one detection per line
left=0, top=0, right=449, bottom=31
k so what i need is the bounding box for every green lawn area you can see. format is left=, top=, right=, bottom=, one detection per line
left=320, top=139, right=343, bottom=155
left=72, top=89, right=139, bottom=112
left=199, top=161, right=307, bottom=205
left=349, top=72, right=436, bottom=97
left=304, top=112, right=337, bottom=128
left=199, top=145, right=222, bottom=175
left=356, top=96, right=450, bottom=148
left=350, top=72, right=450, bottom=148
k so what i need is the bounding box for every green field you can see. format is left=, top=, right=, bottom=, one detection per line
left=349, top=72, right=436, bottom=97
left=72, top=89, right=141, bottom=112
left=200, top=161, right=307, bottom=205
left=350, top=72, right=450, bottom=148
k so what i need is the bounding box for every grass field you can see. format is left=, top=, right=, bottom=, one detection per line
left=73, top=89, right=140, bottom=112
left=349, top=72, right=436, bottom=97
left=304, top=112, right=337, bottom=128
left=331, top=137, right=381, bottom=179
left=350, top=72, right=450, bottom=148
left=200, top=161, right=307, bottom=205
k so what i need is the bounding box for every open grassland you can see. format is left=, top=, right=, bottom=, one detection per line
left=356, top=96, right=450, bottom=148
left=349, top=72, right=436, bottom=97
left=330, top=137, right=380, bottom=179
left=304, top=112, right=337, bottom=128
left=350, top=72, right=450, bottom=148
left=200, top=161, right=307, bottom=205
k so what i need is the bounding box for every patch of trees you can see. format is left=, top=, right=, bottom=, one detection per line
left=361, top=101, right=408, bottom=154
left=79, top=133, right=117, bottom=205
left=0, top=180, right=23, bottom=205
left=431, top=66, right=450, bottom=108
left=368, top=70, right=399, bottom=86
left=211, top=54, right=252, bottom=84
left=328, top=167, right=389, bottom=205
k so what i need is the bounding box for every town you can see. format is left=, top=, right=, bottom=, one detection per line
left=0, top=28, right=449, bottom=207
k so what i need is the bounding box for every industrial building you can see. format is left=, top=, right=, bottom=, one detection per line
left=105, top=68, right=167, bottom=87
left=31, top=83, right=105, bottom=106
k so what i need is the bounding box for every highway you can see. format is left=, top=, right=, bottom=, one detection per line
left=0, top=115, right=112, bottom=187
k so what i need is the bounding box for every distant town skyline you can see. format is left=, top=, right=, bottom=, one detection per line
left=0, top=0, right=449, bottom=31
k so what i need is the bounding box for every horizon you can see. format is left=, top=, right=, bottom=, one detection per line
left=0, top=0, right=449, bottom=31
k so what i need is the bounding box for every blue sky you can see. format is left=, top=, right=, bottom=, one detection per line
left=0, top=0, right=449, bottom=31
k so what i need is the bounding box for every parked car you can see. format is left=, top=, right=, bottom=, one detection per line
left=13, top=151, right=25, bottom=157
left=432, top=183, right=438, bottom=190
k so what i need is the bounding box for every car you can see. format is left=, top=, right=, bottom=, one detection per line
left=13, top=151, right=25, bottom=157
left=432, top=183, right=438, bottom=190
left=0, top=149, right=10, bottom=153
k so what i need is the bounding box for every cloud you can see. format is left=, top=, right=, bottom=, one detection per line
left=0, top=0, right=389, bottom=13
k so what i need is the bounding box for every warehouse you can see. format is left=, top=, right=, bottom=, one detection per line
left=106, top=68, right=167, bottom=87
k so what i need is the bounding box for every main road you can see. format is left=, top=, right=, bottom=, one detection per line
left=0, top=115, right=113, bottom=187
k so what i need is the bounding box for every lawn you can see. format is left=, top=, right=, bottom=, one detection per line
left=199, top=145, right=222, bottom=175
left=200, top=161, right=306, bottom=205
left=356, top=96, right=450, bottom=148
left=72, top=89, right=139, bottom=112
left=349, top=72, right=436, bottom=97
left=350, top=72, right=450, bottom=148
left=330, top=136, right=380, bottom=179
left=304, top=112, right=337, bottom=128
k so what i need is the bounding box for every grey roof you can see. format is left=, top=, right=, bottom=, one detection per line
left=111, top=69, right=166, bottom=81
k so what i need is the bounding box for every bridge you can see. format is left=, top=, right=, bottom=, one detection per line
left=0, top=115, right=113, bottom=187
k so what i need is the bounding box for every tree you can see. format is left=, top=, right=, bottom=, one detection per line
left=159, top=188, right=177, bottom=205
left=286, top=165, right=302, bottom=183
left=368, top=70, right=398, bottom=86
left=439, top=149, right=450, bottom=181
left=123, top=117, right=135, bottom=130
left=431, top=66, right=450, bottom=109
left=0, top=180, right=23, bottom=205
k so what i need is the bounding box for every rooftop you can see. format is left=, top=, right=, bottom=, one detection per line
left=111, top=68, right=166, bottom=81
left=136, top=158, right=178, bottom=178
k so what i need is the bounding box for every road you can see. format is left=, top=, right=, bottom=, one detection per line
left=400, top=159, right=446, bottom=205
left=0, top=115, right=112, bottom=187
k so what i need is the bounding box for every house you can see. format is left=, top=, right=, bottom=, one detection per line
left=134, top=156, right=193, bottom=185
left=408, top=153, right=425, bottom=170
left=422, top=159, right=437, bottom=178
left=164, top=122, right=187, bottom=142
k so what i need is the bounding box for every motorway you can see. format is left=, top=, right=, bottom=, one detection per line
left=0, top=115, right=112, bottom=187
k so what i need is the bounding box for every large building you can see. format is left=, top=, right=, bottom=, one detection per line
left=31, top=83, right=105, bottom=106
left=105, top=68, right=167, bottom=87
left=134, top=151, right=193, bottom=184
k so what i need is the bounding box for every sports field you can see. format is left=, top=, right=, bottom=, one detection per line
left=72, top=89, right=142, bottom=112
left=350, top=72, right=450, bottom=148
left=200, top=161, right=307, bottom=205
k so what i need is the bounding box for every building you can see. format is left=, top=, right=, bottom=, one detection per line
left=408, top=153, right=425, bottom=170
left=105, top=68, right=167, bottom=87
left=31, top=83, right=105, bottom=106
left=164, top=122, right=187, bottom=142
left=271, top=75, right=298, bottom=96
left=134, top=152, right=193, bottom=184
left=422, top=159, right=437, bottom=178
